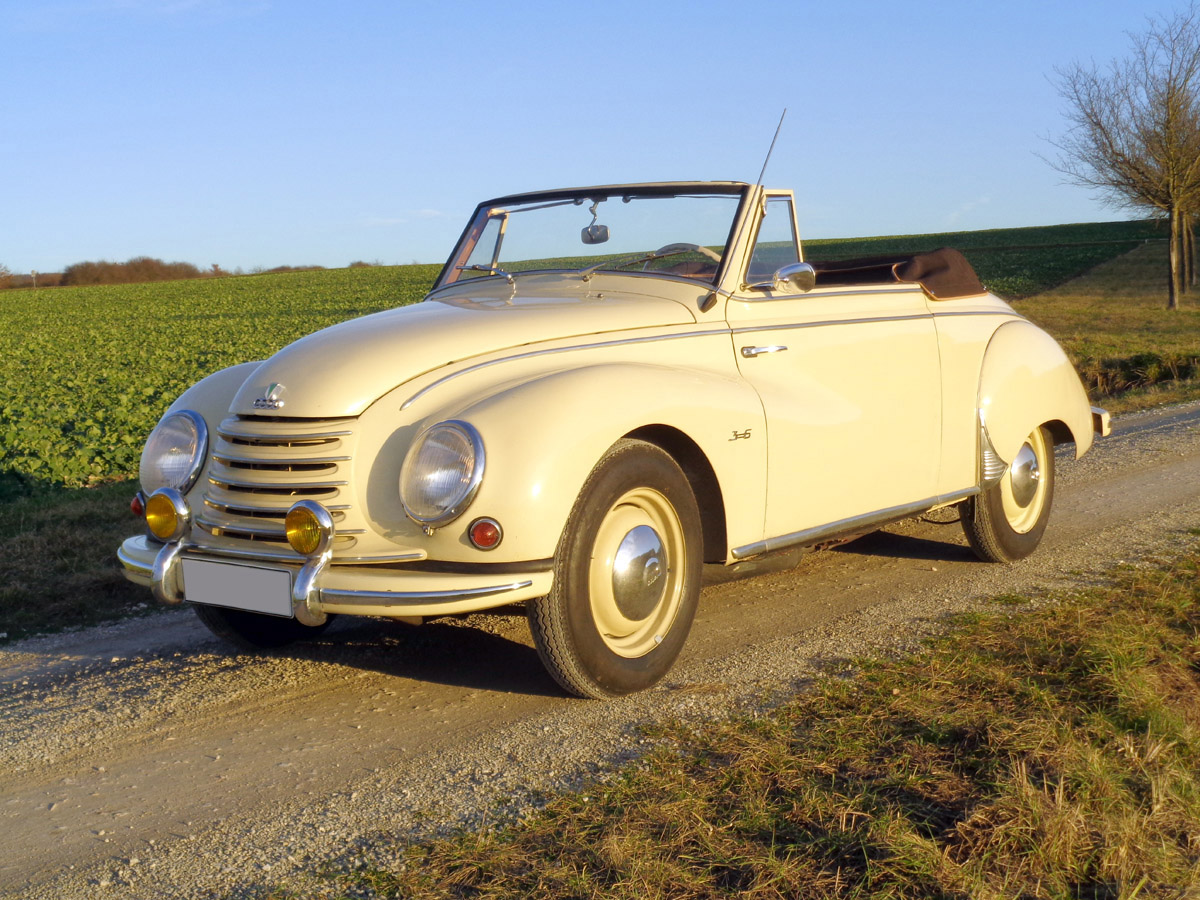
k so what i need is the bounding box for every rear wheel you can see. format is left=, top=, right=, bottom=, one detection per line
left=192, top=603, right=333, bottom=650
left=961, top=425, right=1055, bottom=562
left=527, top=439, right=702, bottom=698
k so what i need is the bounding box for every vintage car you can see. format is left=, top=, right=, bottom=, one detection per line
left=119, top=181, right=1109, bottom=698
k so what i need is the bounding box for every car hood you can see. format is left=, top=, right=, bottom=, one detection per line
left=230, top=283, right=699, bottom=418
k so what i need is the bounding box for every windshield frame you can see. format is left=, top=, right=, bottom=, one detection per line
left=432, top=182, right=753, bottom=292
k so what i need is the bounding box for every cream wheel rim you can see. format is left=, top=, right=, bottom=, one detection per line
left=587, top=487, right=686, bottom=658
left=1000, top=428, right=1049, bottom=534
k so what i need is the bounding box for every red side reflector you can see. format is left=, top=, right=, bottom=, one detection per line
left=468, top=518, right=502, bottom=550
left=131, top=492, right=146, bottom=517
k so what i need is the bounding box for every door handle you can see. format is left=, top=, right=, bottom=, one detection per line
left=740, top=344, right=788, bottom=358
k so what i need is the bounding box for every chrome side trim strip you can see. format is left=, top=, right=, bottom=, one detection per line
left=932, top=309, right=1025, bottom=320
left=401, top=307, right=1024, bottom=411
left=400, top=327, right=732, bottom=410
left=319, top=580, right=534, bottom=607
left=739, top=285, right=926, bottom=301
left=730, top=489, right=981, bottom=560
left=730, top=313, right=931, bottom=335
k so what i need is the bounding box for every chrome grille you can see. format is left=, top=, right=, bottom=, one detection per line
left=198, top=416, right=362, bottom=548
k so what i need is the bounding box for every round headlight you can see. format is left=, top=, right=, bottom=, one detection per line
left=139, top=410, right=208, bottom=495
left=400, top=420, right=485, bottom=527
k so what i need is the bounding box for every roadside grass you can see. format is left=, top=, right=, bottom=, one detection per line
left=267, top=538, right=1200, bottom=900
left=1018, top=241, right=1200, bottom=412
left=0, top=478, right=152, bottom=641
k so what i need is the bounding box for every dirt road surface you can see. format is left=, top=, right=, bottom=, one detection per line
left=3, top=400, right=1199, bottom=898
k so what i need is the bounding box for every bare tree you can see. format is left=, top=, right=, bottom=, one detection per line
left=1049, top=5, right=1200, bottom=309
left=0, top=263, right=10, bottom=289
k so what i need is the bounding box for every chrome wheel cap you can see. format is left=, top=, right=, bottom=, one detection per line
left=1009, top=442, right=1041, bottom=508
left=611, top=524, right=666, bottom=620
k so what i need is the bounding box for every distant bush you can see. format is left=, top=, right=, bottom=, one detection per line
left=61, top=257, right=206, bottom=286
left=348, top=260, right=381, bottom=268
left=254, top=264, right=326, bottom=275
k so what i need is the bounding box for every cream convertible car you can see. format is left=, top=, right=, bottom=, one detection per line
left=120, top=182, right=1108, bottom=698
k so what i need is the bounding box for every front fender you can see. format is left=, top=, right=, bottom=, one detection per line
left=978, top=321, right=1093, bottom=463
left=166, top=361, right=263, bottom=424
left=449, top=363, right=767, bottom=562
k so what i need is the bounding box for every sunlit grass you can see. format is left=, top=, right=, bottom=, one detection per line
left=1019, top=242, right=1200, bottom=410
left=267, top=540, right=1200, bottom=899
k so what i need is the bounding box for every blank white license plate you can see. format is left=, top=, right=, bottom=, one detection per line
left=181, top=558, right=294, bottom=618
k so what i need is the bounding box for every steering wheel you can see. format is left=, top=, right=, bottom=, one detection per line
left=653, top=242, right=722, bottom=262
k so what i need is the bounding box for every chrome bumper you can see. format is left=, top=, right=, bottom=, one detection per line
left=119, top=535, right=551, bottom=621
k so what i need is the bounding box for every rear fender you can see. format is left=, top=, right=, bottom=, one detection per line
left=978, top=321, right=1093, bottom=465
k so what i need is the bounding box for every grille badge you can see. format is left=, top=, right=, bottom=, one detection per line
left=253, top=383, right=286, bottom=410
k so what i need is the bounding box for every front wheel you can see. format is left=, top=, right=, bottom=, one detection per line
left=961, top=425, right=1055, bottom=562
left=527, top=439, right=702, bottom=698
left=193, top=603, right=334, bottom=650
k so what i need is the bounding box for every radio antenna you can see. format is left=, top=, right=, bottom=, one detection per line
left=755, top=108, right=787, bottom=186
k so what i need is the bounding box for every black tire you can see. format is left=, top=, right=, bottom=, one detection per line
left=527, top=439, right=703, bottom=698
left=961, top=425, right=1055, bottom=562
left=192, top=603, right=333, bottom=650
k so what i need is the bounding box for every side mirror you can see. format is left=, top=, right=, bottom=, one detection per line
left=773, top=261, right=816, bottom=293
left=581, top=224, right=610, bottom=245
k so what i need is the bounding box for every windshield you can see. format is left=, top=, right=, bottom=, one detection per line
left=436, top=187, right=746, bottom=289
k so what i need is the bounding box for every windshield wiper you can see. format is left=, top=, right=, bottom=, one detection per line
left=456, top=264, right=515, bottom=286
left=455, top=264, right=517, bottom=301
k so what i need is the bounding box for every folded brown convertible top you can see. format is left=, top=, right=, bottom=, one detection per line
left=807, top=247, right=986, bottom=300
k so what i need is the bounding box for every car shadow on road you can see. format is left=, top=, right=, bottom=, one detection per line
left=252, top=611, right=565, bottom=697
left=829, top=529, right=980, bottom=564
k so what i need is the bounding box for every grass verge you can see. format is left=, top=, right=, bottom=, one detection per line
left=268, top=535, right=1200, bottom=899
left=1018, top=242, right=1200, bottom=413
left=0, top=479, right=152, bottom=642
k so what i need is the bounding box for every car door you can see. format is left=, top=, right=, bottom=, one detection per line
left=725, top=193, right=942, bottom=542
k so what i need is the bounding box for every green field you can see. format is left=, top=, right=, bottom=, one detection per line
left=0, top=264, right=438, bottom=494
left=806, top=218, right=1165, bottom=298
left=0, top=219, right=1170, bottom=496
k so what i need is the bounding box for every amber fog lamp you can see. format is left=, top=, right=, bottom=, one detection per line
left=468, top=517, right=503, bottom=550
left=145, top=488, right=189, bottom=542
left=285, top=501, right=334, bottom=557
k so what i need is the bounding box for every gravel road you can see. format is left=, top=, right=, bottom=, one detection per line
left=3, top=400, right=1200, bottom=899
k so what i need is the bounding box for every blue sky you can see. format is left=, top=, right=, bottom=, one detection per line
left=0, top=0, right=1166, bottom=273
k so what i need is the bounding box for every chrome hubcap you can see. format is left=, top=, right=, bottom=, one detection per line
left=611, top=524, right=666, bottom=620
left=1009, top=442, right=1041, bottom=508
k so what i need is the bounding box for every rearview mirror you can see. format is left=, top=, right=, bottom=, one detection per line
left=581, top=224, right=610, bottom=245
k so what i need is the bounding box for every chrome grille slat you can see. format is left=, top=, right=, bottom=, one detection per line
left=203, top=499, right=351, bottom=519
left=208, top=476, right=347, bottom=492
left=214, top=452, right=350, bottom=468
